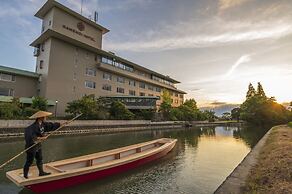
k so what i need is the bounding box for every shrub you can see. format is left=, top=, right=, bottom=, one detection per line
left=22, top=107, right=38, bottom=118
left=110, top=101, right=134, bottom=120
left=0, top=101, right=21, bottom=119
left=32, top=96, right=48, bottom=111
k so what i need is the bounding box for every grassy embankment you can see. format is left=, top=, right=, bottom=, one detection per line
left=243, top=124, right=292, bottom=193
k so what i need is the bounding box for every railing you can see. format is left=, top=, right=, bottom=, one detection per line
left=33, top=47, right=40, bottom=57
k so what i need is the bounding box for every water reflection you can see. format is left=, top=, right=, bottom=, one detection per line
left=0, top=124, right=269, bottom=194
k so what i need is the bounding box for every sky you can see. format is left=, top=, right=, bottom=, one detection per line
left=0, top=0, right=291, bottom=107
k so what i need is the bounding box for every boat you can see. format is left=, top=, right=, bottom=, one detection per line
left=6, top=138, right=177, bottom=193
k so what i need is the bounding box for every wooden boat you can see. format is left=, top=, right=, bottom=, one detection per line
left=6, top=138, right=177, bottom=193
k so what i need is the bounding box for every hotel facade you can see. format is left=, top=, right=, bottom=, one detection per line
left=0, top=0, right=186, bottom=116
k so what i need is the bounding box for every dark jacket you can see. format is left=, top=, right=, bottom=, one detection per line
left=24, top=121, right=60, bottom=152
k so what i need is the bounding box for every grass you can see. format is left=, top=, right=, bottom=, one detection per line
left=242, top=125, right=292, bottom=194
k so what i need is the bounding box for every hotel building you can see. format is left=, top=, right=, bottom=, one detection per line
left=0, top=0, right=186, bottom=116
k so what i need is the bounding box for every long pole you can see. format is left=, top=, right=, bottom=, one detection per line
left=0, top=113, right=83, bottom=169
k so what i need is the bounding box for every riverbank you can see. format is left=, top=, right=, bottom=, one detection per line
left=215, top=125, right=292, bottom=194
left=0, top=119, right=243, bottom=138
left=243, top=125, right=292, bottom=193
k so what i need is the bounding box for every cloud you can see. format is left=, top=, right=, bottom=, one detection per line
left=105, top=20, right=292, bottom=52
left=210, top=101, right=228, bottom=106
left=219, top=0, right=251, bottom=10
left=225, top=55, right=251, bottom=77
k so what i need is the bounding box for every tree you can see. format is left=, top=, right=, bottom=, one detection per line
left=32, top=96, right=48, bottom=111
left=183, top=99, right=198, bottom=110
left=240, top=83, right=292, bottom=125
left=203, top=110, right=216, bottom=122
left=159, top=89, right=172, bottom=120
left=66, top=95, right=101, bottom=119
left=231, top=107, right=241, bottom=121
left=246, top=83, right=256, bottom=99
left=221, top=112, right=232, bottom=120
left=0, top=98, right=21, bottom=119
left=256, top=82, right=266, bottom=98
left=110, top=101, right=134, bottom=120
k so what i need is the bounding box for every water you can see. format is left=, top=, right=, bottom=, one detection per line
left=0, top=125, right=269, bottom=194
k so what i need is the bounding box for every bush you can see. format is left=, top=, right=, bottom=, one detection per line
left=288, top=122, right=292, bottom=128
left=0, top=101, right=21, bottom=119
left=66, top=95, right=101, bottom=120
left=110, top=101, right=134, bottom=120
left=22, top=107, right=38, bottom=118
left=32, top=96, right=48, bottom=111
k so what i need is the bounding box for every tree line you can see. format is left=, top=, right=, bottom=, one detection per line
left=231, top=82, right=292, bottom=125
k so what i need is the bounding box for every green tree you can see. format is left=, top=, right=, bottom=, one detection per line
left=240, top=83, right=292, bottom=125
left=221, top=112, right=232, bottom=120
left=66, top=95, right=101, bottom=119
left=231, top=107, right=241, bottom=121
left=256, top=82, right=266, bottom=98
left=203, top=110, right=216, bottom=122
left=159, top=89, right=172, bottom=120
left=110, top=101, right=134, bottom=120
left=183, top=99, right=198, bottom=110
left=32, top=96, right=48, bottom=111
left=0, top=98, right=21, bottom=119
left=133, top=109, right=156, bottom=120
left=246, top=83, right=256, bottom=99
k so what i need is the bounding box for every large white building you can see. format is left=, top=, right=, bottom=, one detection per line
left=0, top=0, right=186, bottom=116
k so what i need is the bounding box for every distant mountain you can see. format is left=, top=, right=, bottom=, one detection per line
left=200, top=104, right=240, bottom=116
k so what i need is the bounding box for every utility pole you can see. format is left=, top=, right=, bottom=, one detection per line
left=81, top=0, right=84, bottom=15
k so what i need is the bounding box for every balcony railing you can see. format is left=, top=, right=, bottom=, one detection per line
left=33, top=47, right=40, bottom=57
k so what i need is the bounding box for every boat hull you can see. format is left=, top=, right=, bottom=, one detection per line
left=27, top=142, right=175, bottom=193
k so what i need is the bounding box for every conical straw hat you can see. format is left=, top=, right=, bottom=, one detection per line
left=29, top=111, right=52, bottom=119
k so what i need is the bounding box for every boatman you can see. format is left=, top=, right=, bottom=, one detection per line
left=23, top=111, right=60, bottom=179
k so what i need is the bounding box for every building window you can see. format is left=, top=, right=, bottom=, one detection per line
left=41, top=43, right=45, bottom=51
left=139, top=82, right=146, bottom=89
left=85, top=52, right=89, bottom=59
left=138, top=71, right=146, bottom=77
left=0, top=88, right=14, bottom=96
left=101, top=56, right=134, bottom=72
left=86, top=68, right=96, bottom=76
left=102, top=84, right=112, bottom=91
left=116, top=76, right=125, bottom=83
left=156, top=87, right=161, bottom=92
left=85, top=81, right=96, bottom=89
left=140, top=92, right=145, bottom=96
left=40, top=60, right=44, bottom=69
left=148, top=85, right=154, bottom=91
left=175, top=99, right=179, bottom=104
left=129, top=90, right=136, bottom=96
left=175, top=93, right=178, bottom=97
left=129, top=80, right=136, bottom=86
left=49, top=20, right=52, bottom=26
left=0, top=73, right=15, bottom=82
left=152, top=75, right=174, bottom=86
left=73, top=72, right=77, bottom=80
left=148, top=94, right=154, bottom=96
left=180, top=94, right=184, bottom=98
left=117, top=87, right=124, bottom=94
left=103, top=72, right=112, bottom=81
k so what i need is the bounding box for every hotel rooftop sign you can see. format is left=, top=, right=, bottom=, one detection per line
left=62, top=23, right=95, bottom=42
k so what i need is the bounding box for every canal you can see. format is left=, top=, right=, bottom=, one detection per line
left=0, top=125, right=269, bottom=194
